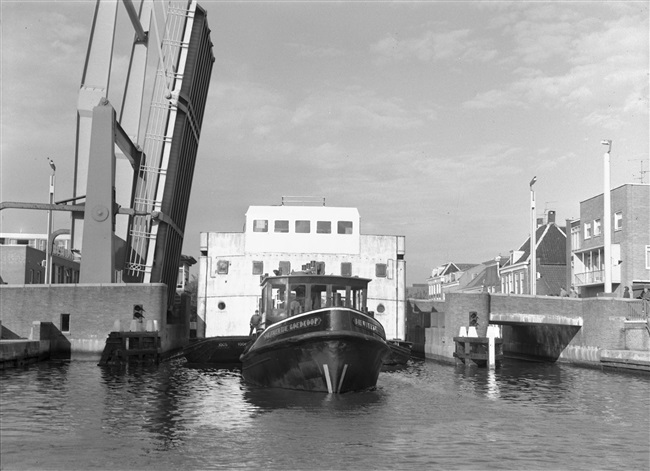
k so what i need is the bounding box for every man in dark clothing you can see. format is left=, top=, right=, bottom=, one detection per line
left=249, top=310, right=262, bottom=336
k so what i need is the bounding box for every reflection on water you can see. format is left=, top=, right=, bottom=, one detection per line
left=1, top=358, right=648, bottom=470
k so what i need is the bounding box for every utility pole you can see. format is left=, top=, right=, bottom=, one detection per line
left=46, top=158, right=56, bottom=285
left=529, top=176, right=537, bottom=296
left=601, top=140, right=612, bottom=294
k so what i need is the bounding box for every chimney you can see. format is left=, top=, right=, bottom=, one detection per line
left=547, top=210, right=556, bottom=224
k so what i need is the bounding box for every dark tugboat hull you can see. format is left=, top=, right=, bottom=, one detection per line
left=241, top=308, right=390, bottom=393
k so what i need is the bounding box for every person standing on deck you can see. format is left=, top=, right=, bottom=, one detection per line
left=249, top=310, right=262, bottom=336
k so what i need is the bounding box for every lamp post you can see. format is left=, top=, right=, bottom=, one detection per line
left=529, top=176, right=537, bottom=296
left=601, top=140, right=612, bottom=294
left=46, top=158, right=56, bottom=285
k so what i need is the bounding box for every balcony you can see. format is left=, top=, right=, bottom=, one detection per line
left=573, top=265, right=621, bottom=287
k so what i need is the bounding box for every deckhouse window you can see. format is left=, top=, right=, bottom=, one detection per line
left=252, top=261, right=264, bottom=275
left=253, top=219, right=268, bottom=232
left=337, top=221, right=353, bottom=235
left=295, top=220, right=311, bottom=233
left=316, top=221, right=331, bottom=234
left=274, top=220, right=289, bottom=233
left=216, top=260, right=229, bottom=274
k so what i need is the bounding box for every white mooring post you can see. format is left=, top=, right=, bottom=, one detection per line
left=486, top=325, right=500, bottom=369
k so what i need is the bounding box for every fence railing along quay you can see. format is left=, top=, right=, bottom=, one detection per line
left=625, top=300, right=649, bottom=320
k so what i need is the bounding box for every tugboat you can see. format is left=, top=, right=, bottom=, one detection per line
left=240, top=271, right=391, bottom=393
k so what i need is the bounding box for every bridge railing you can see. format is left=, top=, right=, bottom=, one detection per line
left=625, top=300, right=648, bottom=320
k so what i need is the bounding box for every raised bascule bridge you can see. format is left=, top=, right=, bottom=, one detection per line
left=0, top=0, right=214, bottom=361
left=3, top=0, right=213, bottom=309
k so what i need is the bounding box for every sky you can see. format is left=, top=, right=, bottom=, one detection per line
left=1, top=0, right=648, bottom=285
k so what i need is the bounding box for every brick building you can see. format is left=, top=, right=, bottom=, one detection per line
left=567, top=183, right=650, bottom=298
left=499, top=211, right=567, bottom=296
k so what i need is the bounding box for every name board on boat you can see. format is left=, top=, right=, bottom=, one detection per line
left=352, top=317, right=379, bottom=333
left=265, top=316, right=323, bottom=339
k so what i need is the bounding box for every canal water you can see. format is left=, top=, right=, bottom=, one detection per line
left=1, top=358, right=648, bottom=470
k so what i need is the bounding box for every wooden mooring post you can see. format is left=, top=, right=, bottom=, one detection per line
left=98, top=331, right=161, bottom=366
left=453, top=325, right=503, bottom=368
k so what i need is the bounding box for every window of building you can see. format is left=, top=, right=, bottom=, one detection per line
left=341, top=262, right=352, bottom=276
left=593, top=219, right=601, bottom=236
left=387, top=259, right=394, bottom=280
left=295, top=220, right=310, bottom=233
left=584, top=222, right=592, bottom=239
left=316, top=221, right=331, bottom=234
left=646, top=246, right=650, bottom=269
left=375, top=263, right=387, bottom=277
left=60, top=314, right=70, bottom=333
left=253, top=219, right=268, bottom=232
left=274, top=220, right=289, bottom=233
left=216, top=260, right=229, bottom=274
left=177, top=267, right=184, bottom=289
left=614, top=211, right=623, bottom=231
left=279, top=261, right=291, bottom=275
left=337, top=221, right=353, bottom=234
left=252, top=261, right=264, bottom=275
left=571, top=227, right=580, bottom=250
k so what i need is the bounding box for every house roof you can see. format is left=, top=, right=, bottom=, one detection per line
left=505, top=223, right=566, bottom=267
left=462, top=263, right=501, bottom=291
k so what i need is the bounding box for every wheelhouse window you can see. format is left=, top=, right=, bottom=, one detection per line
left=295, top=220, right=311, bottom=233
left=341, top=262, right=352, bottom=276
left=614, top=211, right=623, bottom=231
left=274, top=220, right=289, bottom=233
left=337, top=221, right=353, bottom=234
left=253, top=219, right=268, bottom=232
left=316, top=221, right=331, bottom=234
left=375, top=263, right=387, bottom=278
left=260, top=276, right=370, bottom=327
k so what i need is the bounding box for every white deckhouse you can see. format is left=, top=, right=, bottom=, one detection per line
left=197, top=199, right=406, bottom=340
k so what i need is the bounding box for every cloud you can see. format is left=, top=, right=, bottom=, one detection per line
left=287, top=42, right=345, bottom=58
left=371, top=29, right=497, bottom=64
left=461, top=4, right=648, bottom=130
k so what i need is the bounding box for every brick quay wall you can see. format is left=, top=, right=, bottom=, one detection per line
left=411, top=292, right=649, bottom=368
left=0, top=283, right=189, bottom=359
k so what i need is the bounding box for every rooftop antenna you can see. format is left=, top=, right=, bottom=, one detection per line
left=627, top=159, right=648, bottom=184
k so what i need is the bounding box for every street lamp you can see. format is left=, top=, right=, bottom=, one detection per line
left=529, top=176, right=537, bottom=296
left=601, top=140, right=612, bottom=294
left=46, top=158, right=56, bottom=285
